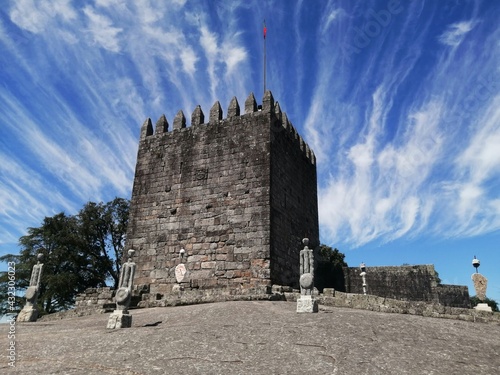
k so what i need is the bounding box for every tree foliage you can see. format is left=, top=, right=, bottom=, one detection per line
left=78, top=198, right=129, bottom=289
left=469, top=295, right=499, bottom=312
left=0, top=198, right=129, bottom=316
left=318, top=245, right=348, bottom=268
left=0, top=253, right=25, bottom=316
left=315, top=244, right=348, bottom=292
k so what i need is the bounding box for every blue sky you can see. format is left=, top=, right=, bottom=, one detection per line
left=0, top=0, right=499, bottom=304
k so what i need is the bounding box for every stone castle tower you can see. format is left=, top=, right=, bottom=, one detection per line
left=126, top=90, right=319, bottom=300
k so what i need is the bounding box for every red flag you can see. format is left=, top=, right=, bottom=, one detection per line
left=263, top=20, right=267, bottom=39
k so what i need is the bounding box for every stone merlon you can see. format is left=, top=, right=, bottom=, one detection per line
left=139, top=91, right=315, bottom=165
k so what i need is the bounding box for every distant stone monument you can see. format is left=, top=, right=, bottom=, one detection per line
left=107, top=249, right=136, bottom=328
left=297, top=238, right=318, bottom=313
left=471, top=256, right=492, bottom=312
left=359, top=263, right=367, bottom=295
left=17, top=253, right=44, bottom=322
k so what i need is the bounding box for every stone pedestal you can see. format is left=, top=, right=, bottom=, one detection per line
left=296, top=295, right=318, bottom=313
left=16, top=307, right=39, bottom=322
left=474, top=303, right=492, bottom=312
left=106, top=310, right=132, bottom=329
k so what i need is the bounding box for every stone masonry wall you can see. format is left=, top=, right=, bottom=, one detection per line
left=344, top=265, right=439, bottom=302
left=436, top=284, right=470, bottom=308
left=126, top=91, right=318, bottom=298
left=343, top=265, right=470, bottom=308
left=269, top=104, right=319, bottom=287
left=74, top=287, right=115, bottom=310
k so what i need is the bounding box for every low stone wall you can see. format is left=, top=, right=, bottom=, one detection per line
left=138, top=285, right=498, bottom=324
left=39, top=287, right=116, bottom=322
left=138, top=284, right=276, bottom=308
left=74, top=287, right=115, bottom=309
left=315, top=289, right=499, bottom=324
left=38, top=284, right=498, bottom=325
left=342, top=265, right=470, bottom=308
left=344, top=265, right=438, bottom=301
left=436, top=284, right=470, bottom=307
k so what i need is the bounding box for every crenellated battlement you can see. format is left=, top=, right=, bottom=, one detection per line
left=139, top=91, right=315, bottom=165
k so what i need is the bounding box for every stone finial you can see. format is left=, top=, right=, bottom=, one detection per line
left=262, top=90, right=274, bottom=113
left=140, top=118, right=153, bottom=139
left=191, top=105, right=205, bottom=126
left=472, top=256, right=480, bottom=272
left=173, top=110, right=187, bottom=130
left=155, top=114, right=169, bottom=134
left=210, top=101, right=223, bottom=124
left=245, top=92, right=257, bottom=114
left=127, top=249, right=135, bottom=260
left=227, top=96, right=240, bottom=118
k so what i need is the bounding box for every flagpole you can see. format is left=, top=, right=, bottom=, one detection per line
left=263, top=20, right=267, bottom=95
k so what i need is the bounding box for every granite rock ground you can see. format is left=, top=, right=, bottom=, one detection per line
left=1, top=301, right=499, bottom=374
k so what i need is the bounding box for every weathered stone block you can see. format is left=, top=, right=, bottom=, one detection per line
left=474, top=303, right=492, bottom=312
left=296, top=296, right=318, bottom=313
left=201, top=261, right=217, bottom=269
left=322, top=288, right=335, bottom=297
left=16, top=307, right=38, bottom=322
left=106, top=310, right=132, bottom=329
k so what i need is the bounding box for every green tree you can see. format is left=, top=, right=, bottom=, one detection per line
left=17, top=213, right=104, bottom=314
left=315, top=244, right=348, bottom=292
left=78, top=197, right=129, bottom=289
left=319, top=245, right=348, bottom=268
left=0, top=198, right=129, bottom=317
left=0, top=253, right=26, bottom=316
left=469, top=296, right=499, bottom=312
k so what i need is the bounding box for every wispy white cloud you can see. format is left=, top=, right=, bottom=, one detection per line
left=321, top=6, right=345, bottom=34
left=1, top=0, right=253, bottom=250
left=438, top=21, right=475, bottom=47
left=0, top=150, right=78, bottom=244
left=200, top=25, right=220, bottom=98
left=0, top=85, right=133, bottom=202
left=456, top=96, right=500, bottom=184
left=180, top=47, right=199, bottom=76
left=319, top=97, right=444, bottom=246
left=223, top=44, right=247, bottom=77
left=83, top=6, right=122, bottom=52
left=95, top=0, right=126, bottom=7
left=9, top=0, right=76, bottom=34
left=306, top=2, right=500, bottom=249
left=435, top=94, right=500, bottom=237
